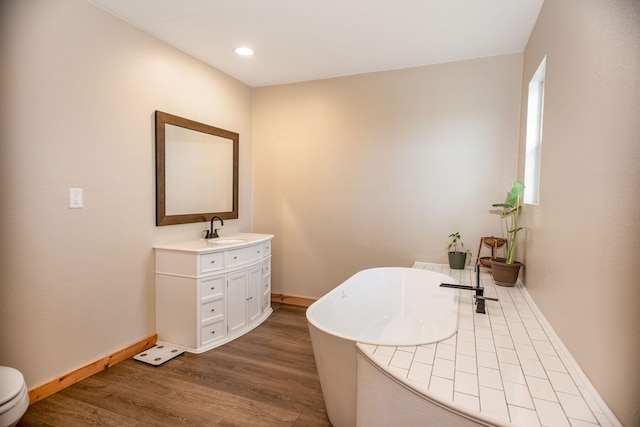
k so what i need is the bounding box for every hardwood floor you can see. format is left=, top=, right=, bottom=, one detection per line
left=19, top=304, right=331, bottom=427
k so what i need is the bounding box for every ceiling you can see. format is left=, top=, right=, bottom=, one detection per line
left=89, top=0, right=544, bottom=87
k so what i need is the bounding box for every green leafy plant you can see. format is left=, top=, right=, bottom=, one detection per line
left=492, top=181, right=525, bottom=264
left=447, top=232, right=465, bottom=253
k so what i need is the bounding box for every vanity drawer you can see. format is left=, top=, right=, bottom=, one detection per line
left=263, top=289, right=271, bottom=311
left=263, top=260, right=271, bottom=276
left=200, top=275, right=225, bottom=300
left=201, top=321, right=225, bottom=346
left=227, top=244, right=263, bottom=268
left=200, top=252, right=224, bottom=274
left=201, top=299, right=224, bottom=324
left=263, top=241, right=271, bottom=256
left=199, top=252, right=224, bottom=275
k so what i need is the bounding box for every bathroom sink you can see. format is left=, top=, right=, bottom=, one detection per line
left=207, top=237, right=247, bottom=244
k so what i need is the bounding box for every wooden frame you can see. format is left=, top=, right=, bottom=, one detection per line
left=155, top=111, right=239, bottom=226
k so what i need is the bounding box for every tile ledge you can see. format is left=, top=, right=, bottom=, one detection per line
left=355, top=262, right=621, bottom=427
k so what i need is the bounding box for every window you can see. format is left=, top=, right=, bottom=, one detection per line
left=524, top=56, right=546, bottom=205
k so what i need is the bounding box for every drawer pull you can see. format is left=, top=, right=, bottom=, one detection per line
left=210, top=287, right=215, bottom=290
left=211, top=308, right=215, bottom=312
left=233, top=256, right=237, bottom=260
left=257, top=250, right=261, bottom=254
left=211, top=331, right=215, bottom=334
left=246, top=296, right=253, bottom=301
left=211, top=260, right=215, bottom=264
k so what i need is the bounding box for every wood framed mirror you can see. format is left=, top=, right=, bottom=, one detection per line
left=155, top=111, right=239, bottom=226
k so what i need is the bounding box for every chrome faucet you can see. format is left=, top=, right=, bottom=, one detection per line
left=206, top=216, right=224, bottom=239
left=439, top=264, right=498, bottom=314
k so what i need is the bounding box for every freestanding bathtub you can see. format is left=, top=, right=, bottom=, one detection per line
left=306, top=267, right=459, bottom=427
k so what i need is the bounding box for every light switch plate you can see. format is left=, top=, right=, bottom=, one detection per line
left=69, top=188, right=83, bottom=208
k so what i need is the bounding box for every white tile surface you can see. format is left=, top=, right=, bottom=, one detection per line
left=456, top=339, right=476, bottom=357
left=526, top=376, right=558, bottom=402
left=500, top=361, right=527, bottom=385
left=356, top=263, right=619, bottom=427
left=494, top=334, right=515, bottom=349
left=515, top=343, right=539, bottom=361
left=374, top=345, right=395, bottom=357
left=539, top=353, right=568, bottom=373
left=454, top=370, right=479, bottom=396
left=509, top=405, right=542, bottom=427
left=492, top=323, right=511, bottom=336
left=476, top=336, right=496, bottom=352
left=454, top=392, right=480, bottom=412
left=414, top=344, right=436, bottom=364
left=408, top=361, right=432, bottom=383
left=557, top=392, right=598, bottom=423
left=429, top=375, right=454, bottom=400
left=548, top=371, right=580, bottom=395
left=521, top=358, right=547, bottom=378
left=496, top=347, right=520, bottom=365
left=436, top=342, right=456, bottom=360
left=432, top=357, right=455, bottom=380
left=504, top=381, right=535, bottom=409
left=534, top=398, right=571, bottom=427
left=476, top=350, right=499, bottom=369
left=475, top=325, right=493, bottom=339
left=457, top=328, right=476, bottom=342
left=532, top=339, right=557, bottom=356
left=455, top=353, right=477, bottom=374
left=480, top=385, right=509, bottom=417
left=390, top=349, right=414, bottom=369
left=478, top=366, right=503, bottom=390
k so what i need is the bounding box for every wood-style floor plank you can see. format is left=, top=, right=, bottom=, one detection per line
left=19, top=304, right=330, bottom=427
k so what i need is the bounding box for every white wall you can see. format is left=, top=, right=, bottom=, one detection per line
left=0, top=0, right=252, bottom=389
left=252, top=54, right=523, bottom=299
left=519, top=0, right=640, bottom=424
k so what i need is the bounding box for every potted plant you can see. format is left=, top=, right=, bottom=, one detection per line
left=490, top=181, right=525, bottom=286
left=447, top=232, right=469, bottom=270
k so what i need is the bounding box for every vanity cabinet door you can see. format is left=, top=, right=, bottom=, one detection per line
left=227, top=270, right=248, bottom=336
left=247, top=264, right=262, bottom=323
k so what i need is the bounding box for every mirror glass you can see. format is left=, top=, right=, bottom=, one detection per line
left=156, top=111, right=239, bottom=226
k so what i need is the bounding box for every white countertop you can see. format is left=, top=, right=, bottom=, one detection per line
left=356, top=263, right=620, bottom=427
left=153, top=233, right=273, bottom=253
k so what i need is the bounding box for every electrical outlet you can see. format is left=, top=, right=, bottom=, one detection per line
left=69, top=188, right=83, bottom=208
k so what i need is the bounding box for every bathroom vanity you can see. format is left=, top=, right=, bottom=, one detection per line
left=154, top=233, right=273, bottom=353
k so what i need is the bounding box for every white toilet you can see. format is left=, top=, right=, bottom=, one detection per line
left=0, top=367, right=29, bottom=427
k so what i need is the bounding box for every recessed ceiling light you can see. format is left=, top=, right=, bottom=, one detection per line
left=234, top=47, right=254, bottom=56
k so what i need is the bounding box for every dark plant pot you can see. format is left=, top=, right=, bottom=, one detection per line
left=448, top=251, right=467, bottom=270
left=490, top=258, right=523, bottom=287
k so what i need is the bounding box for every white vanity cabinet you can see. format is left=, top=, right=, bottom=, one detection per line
left=154, top=233, right=273, bottom=353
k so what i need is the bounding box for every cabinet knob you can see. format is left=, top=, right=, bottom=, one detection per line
left=233, top=256, right=237, bottom=259
left=211, top=331, right=215, bottom=334
left=211, top=287, right=215, bottom=290
left=211, top=260, right=215, bottom=264
left=211, top=308, right=215, bottom=312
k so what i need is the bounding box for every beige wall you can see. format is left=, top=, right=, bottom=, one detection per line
left=252, top=54, right=523, bottom=300
left=519, top=0, right=640, bottom=424
left=3, top=0, right=636, bottom=423
left=0, top=0, right=252, bottom=389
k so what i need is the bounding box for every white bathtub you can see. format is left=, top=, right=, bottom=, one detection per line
left=306, top=267, right=459, bottom=427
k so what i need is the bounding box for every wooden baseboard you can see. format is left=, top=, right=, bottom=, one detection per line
left=271, top=293, right=316, bottom=308
left=28, top=334, right=157, bottom=404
